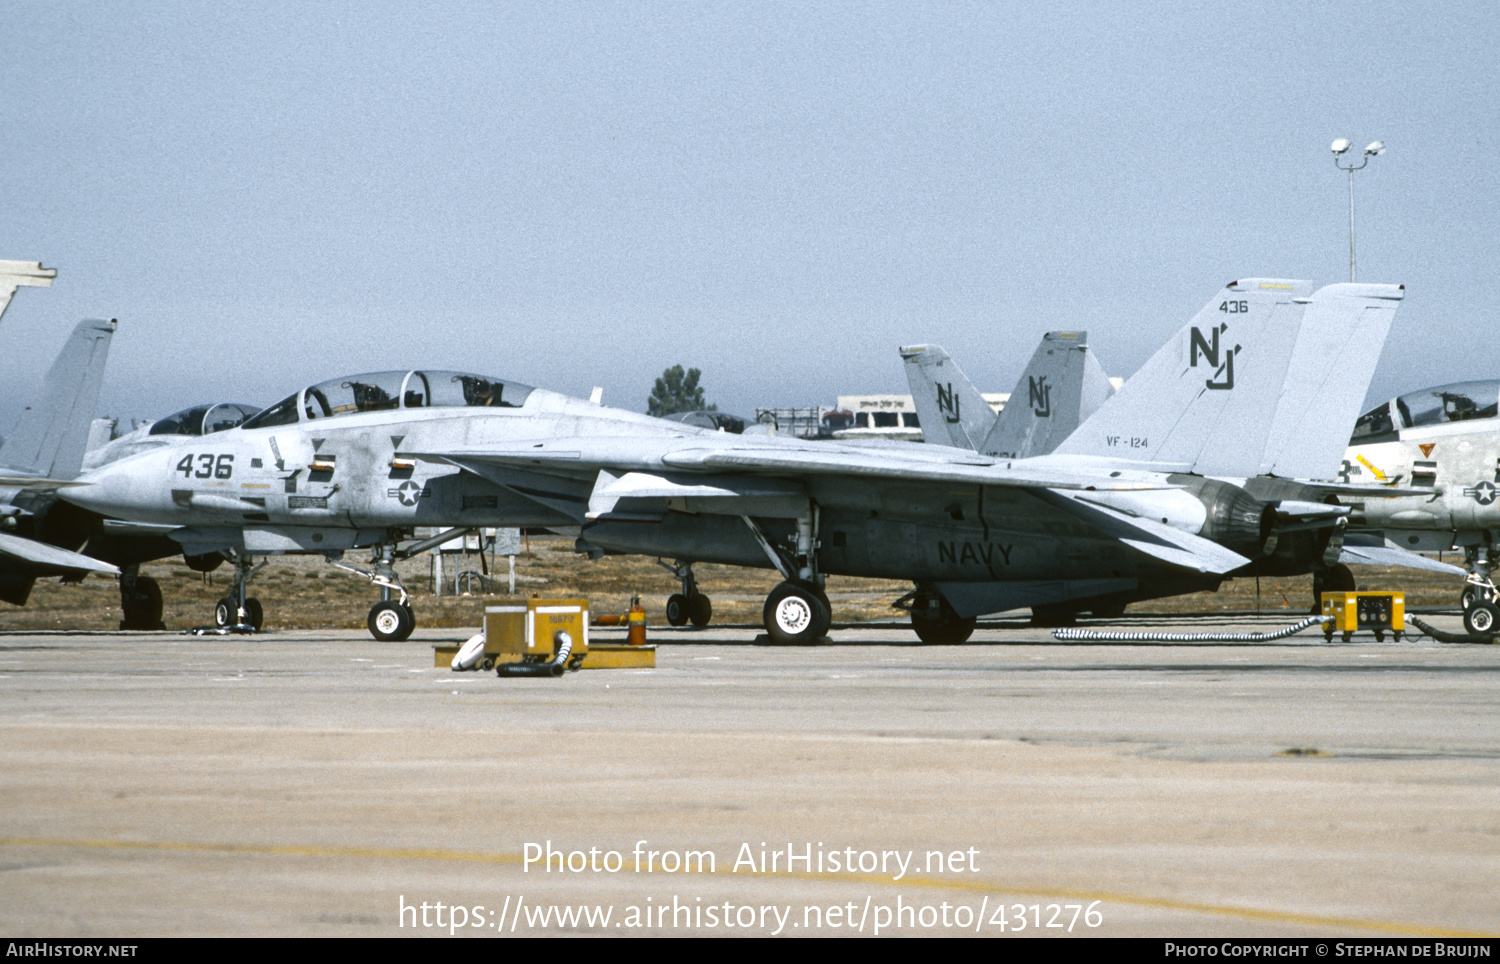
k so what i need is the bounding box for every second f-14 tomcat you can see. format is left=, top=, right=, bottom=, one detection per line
left=62, top=278, right=1407, bottom=642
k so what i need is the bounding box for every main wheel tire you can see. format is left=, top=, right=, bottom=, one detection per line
left=1462, top=587, right=1480, bottom=611
left=665, top=593, right=689, bottom=626
left=1326, top=563, right=1356, bottom=592
left=1464, top=600, right=1498, bottom=636
left=763, top=582, right=830, bottom=645
left=244, top=597, right=264, bottom=631
left=688, top=593, right=712, bottom=627
left=369, top=601, right=412, bottom=641
left=121, top=577, right=165, bottom=630
left=214, top=596, right=236, bottom=627
left=911, top=607, right=976, bottom=645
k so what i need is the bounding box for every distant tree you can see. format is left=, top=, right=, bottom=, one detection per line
left=648, top=365, right=716, bottom=416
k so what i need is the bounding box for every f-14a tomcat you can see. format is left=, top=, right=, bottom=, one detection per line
left=63, top=278, right=1409, bottom=643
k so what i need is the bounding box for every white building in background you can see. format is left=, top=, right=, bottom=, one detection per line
left=826, top=392, right=1009, bottom=441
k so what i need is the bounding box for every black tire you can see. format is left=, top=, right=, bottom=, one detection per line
left=688, top=593, right=712, bottom=627
left=369, top=601, right=412, bottom=641
left=244, top=597, right=264, bottom=631
left=665, top=593, right=689, bottom=626
left=1326, top=563, right=1356, bottom=592
left=214, top=596, right=236, bottom=627
left=762, top=582, right=830, bottom=645
left=1464, top=601, right=1498, bottom=636
left=911, top=608, right=976, bottom=645
left=121, top=577, right=165, bottom=630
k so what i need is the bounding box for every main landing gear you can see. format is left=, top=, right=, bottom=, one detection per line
left=743, top=510, right=836, bottom=645
left=660, top=559, right=712, bottom=627
left=1310, top=562, right=1356, bottom=613
left=213, top=552, right=266, bottom=631
left=903, top=590, right=976, bottom=644
left=119, top=564, right=165, bottom=631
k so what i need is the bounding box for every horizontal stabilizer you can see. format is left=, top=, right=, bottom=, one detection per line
left=1042, top=489, right=1251, bottom=574
left=1338, top=531, right=1464, bottom=574
left=0, top=531, right=118, bottom=575
left=1337, top=543, right=1464, bottom=574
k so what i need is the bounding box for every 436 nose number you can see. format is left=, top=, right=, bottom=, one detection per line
left=176, top=454, right=234, bottom=479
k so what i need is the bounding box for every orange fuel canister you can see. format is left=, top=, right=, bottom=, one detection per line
left=626, top=595, right=647, bottom=646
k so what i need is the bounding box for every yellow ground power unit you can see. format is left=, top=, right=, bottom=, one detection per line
left=481, top=598, right=589, bottom=675
left=1321, top=591, right=1405, bottom=642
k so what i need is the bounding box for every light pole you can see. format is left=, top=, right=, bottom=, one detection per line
left=1332, top=138, right=1385, bottom=282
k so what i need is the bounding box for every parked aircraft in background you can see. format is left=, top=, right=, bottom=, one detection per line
left=1340, top=380, right=1500, bottom=634
left=62, top=278, right=1409, bottom=644
left=0, top=318, right=121, bottom=605
left=901, top=331, right=1115, bottom=459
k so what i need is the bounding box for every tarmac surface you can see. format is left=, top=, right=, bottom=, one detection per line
left=1, top=611, right=1497, bottom=938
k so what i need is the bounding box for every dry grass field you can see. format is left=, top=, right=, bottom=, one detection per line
left=0, top=535, right=1465, bottom=633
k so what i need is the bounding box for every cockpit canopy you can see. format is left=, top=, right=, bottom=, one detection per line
left=1351, top=380, right=1500, bottom=443
left=148, top=403, right=262, bottom=437
left=240, top=371, right=534, bottom=430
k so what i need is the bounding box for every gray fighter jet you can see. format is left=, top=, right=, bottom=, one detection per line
left=902, top=326, right=1458, bottom=606
left=62, top=277, right=1407, bottom=644
left=1339, top=380, right=1500, bottom=633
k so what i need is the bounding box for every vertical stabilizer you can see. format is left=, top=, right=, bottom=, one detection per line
left=1054, top=279, right=1313, bottom=475
left=899, top=344, right=998, bottom=449
left=0, top=319, right=116, bottom=479
left=1258, top=283, right=1404, bottom=480
left=980, top=331, right=1115, bottom=458
left=0, top=261, right=56, bottom=326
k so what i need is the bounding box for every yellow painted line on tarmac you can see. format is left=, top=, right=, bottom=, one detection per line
left=2, top=835, right=1490, bottom=938
left=0, top=835, right=523, bottom=867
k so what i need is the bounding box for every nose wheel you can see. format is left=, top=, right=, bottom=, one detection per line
left=208, top=553, right=266, bottom=632
left=215, top=595, right=264, bottom=631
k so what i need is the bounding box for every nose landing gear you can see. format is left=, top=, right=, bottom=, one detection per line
left=330, top=541, right=416, bottom=642
left=212, top=553, right=265, bottom=631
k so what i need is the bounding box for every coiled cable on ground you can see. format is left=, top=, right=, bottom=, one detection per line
left=1052, top=615, right=1327, bottom=643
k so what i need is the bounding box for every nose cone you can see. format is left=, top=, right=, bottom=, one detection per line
left=58, top=454, right=166, bottom=521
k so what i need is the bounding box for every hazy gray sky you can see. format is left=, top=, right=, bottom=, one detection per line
left=2, top=1, right=1495, bottom=426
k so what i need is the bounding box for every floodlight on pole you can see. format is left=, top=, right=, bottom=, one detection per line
left=1332, top=137, right=1384, bottom=282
